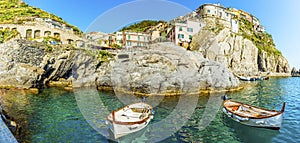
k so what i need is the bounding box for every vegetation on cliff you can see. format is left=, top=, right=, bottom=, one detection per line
left=0, top=0, right=81, bottom=34
left=120, top=20, right=166, bottom=32
left=238, top=18, right=282, bottom=57
left=82, top=48, right=114, bottom=64
left=0, top=27, right=19, bottom=43
left=205, top=20, right=225, bottom=35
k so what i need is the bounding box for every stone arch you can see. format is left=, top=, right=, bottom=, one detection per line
left=26, top=29, right=33, bottom=39
left=67, top=39, right=74, bottom=44
left=0, top=27, right=3, bottom=30
left=44, top=31, right=51, bottom=37
left=34, top=30, right=41, bottom=38
left=54, top=32, right=60, bottom=38
left=76, top=40, right=84, bottom=47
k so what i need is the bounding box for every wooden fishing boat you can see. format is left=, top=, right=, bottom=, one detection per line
left=237, top=75, right=256, bottom=81
left=222, top=96, right=285, bottom=130
left=106, top=102, right=154, bottom=139
left=235, top=74, right=269, bottom=81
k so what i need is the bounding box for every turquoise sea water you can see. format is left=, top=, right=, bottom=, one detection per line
left=1, top=77, right=300, bottom=143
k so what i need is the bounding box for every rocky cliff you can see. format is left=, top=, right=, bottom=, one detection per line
left=0, top=40, right=99, bottom=89
left=291, top=67, right=300, bottom=77
left=190, top=18, right=290, bottom=76
left=0, top=40, right=239, bottom=94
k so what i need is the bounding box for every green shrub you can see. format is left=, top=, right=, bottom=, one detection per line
left=97, top=50, right=113, bottom=63
left=0, top=28, right=19, bottom=43
left=120, top=20, right=167, bottom=32
left=112, top=43, right=121, bottom=49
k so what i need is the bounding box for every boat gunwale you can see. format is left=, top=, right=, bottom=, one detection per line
left=233, top=73, right=269, bottom=81
left=223, top=100, right=284, bottom=119
left=106, top=102, right=153, bottom=125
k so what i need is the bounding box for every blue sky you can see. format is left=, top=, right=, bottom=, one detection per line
left=24, top=0, right=300, bottom=68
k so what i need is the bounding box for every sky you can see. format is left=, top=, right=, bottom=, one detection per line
left=23, top=0, right=300, bottom=68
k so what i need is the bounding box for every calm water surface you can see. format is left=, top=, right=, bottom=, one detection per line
left=1, top=77, right=300, bottom=143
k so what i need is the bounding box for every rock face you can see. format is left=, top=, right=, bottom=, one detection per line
left=0, top=40, right=45, bottom=89
left=0, top=40, right=95, bottom=89
left=191, top=26, right=290, bottom=76
left=0, top=40, right=239, bottom=94
left=96, top=43, right=239, bottom=94
left=291, top=67, right=300, bottom=77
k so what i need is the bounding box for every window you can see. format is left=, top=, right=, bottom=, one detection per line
left=138, top=36, right=140, bottom=41
left=187, top=28, right=193, bottom=32
left=178, top=34, right=184, bottom=39
left=189, top=35, right=192, bottom=40
left=127, top=35, right=130, bottom=40
left=207, top=9, right=210, bottom=13
left=179, top=26, right=183, bottom=31
left=127, top=41, right=131, bottom=46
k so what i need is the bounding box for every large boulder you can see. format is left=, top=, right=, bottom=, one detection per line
left=96, top=43, right=239, bottom=95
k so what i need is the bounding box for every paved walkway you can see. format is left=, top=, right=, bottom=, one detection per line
left=0, top=116, right=18, bottom=143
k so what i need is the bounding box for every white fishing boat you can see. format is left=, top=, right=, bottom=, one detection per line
left=222, top=96, right=285, bottom=130
left=233, top=72, right=270, bottom=81
left=106, top=102, right=154, bottom=139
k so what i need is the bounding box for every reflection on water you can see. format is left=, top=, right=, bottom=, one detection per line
left=0, top=78, right=299, bottom=143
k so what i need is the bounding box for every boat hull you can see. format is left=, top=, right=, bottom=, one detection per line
left=223, top=107, right=283, bottom=129
left=107, top=115, right=153, bottom=139
left=106, top=102, right=154, bottom=139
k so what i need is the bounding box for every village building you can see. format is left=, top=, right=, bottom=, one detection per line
left=144, top=22, right=170, bottom=42
left=85, top=32, right=110, bottom=47
left=106, top=31, right=150, bottom=48
left=121, top=31, right=150, bottom=47
left=196, top=3, right=265, bottom=33
left=167, top=20, right=205, bottom=49
left=166, top=3, right=266, bottom=48
left=0, top=17, right=82, bottom=45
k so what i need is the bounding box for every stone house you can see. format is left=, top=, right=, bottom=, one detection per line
left=0, top=18, right=82, bottom=44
